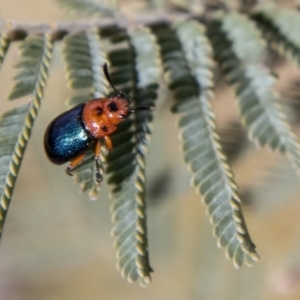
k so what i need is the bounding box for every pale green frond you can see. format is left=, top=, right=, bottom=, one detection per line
left=85, top=29, right=108, bottom=97
left=108, top=27, right=160, bottom=285
left=129, top=27, right=160, bottom=88
left=55, top=0, right=115, bottom=17
left=7, top=35, right=52, bottom=100
left=62, top=29, right=107, bottom=199
left=253, top=3, right=300, bottom=66
left=0, top=34, right=53, bottom=240
left=62, top=30, right=107, bottom=104
left=208, top=13, right=300, bottom=175
left=153, top=21, right=259, bottom=267
left=0, top=34, right=9, bottom=69
left=174, top=20, right=214, bottom=103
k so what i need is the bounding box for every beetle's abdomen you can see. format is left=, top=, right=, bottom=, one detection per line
left=44, top=104, right=92, bottom=165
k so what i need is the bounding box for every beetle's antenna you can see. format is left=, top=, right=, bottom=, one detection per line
left=103, top=63, right=119, bottom=94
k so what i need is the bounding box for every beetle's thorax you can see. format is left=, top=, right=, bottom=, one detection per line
left=82, top=97, right=129, bottom=139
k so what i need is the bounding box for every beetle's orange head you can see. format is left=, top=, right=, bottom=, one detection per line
left=104, top=97, right=130, bottom=124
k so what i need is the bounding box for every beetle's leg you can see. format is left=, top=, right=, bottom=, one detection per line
left=94, top=140, right=103, bottom=183
left=104, top=136, right=113, bottom=151
left=66, top=153, right=85, bottom=176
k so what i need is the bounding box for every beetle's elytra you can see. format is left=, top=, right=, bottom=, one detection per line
left=44, top=63, right=153, bottom=182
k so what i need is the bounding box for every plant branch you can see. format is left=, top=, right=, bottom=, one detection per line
left=0, top=14, right=172, bottom=40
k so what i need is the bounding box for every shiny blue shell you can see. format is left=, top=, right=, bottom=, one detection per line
left=44, top=103, right=92, bottom=165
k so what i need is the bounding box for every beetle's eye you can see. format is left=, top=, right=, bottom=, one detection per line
left=107, top=101, right=119, bottom=113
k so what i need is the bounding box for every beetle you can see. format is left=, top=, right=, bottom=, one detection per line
left=44, top=63, right=152, bottom=182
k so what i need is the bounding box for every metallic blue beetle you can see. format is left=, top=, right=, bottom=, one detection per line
left=44, top=63, right=152, bottom=181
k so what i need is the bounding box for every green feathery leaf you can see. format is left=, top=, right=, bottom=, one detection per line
left=0, top=34, right=53, bottom=240
left=55, top=0, right=115, bottom=17
left=62, top=29, right=107, bottom=199
left=252, top=3, right=300, bottom=66
left=208, top=12, right=300, bottom=175
left=0, top=33, right=9, bottom=69
left=108, top=27, right=159, bottom=285
left=153, top=20, right=259, bottom=267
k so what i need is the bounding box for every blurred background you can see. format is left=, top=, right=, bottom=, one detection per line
left=1, top=0, right=300, bottom=299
